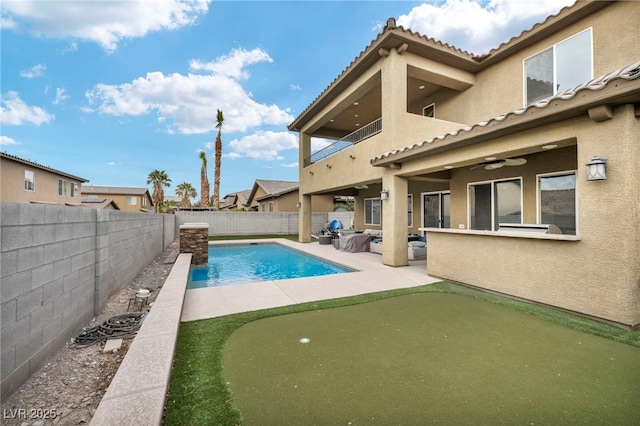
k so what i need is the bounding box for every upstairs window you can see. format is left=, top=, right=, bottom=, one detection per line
left=126, top=196, right=137, bottom=205
left=422, top=103, right=435, bottom=118
left=142, top=197, right=147, bottom=206
left=24, top=170, right=35, bottom=191
left=71, top=182, right=79, bottom=197
left=524, top=28, right=592, bottom=106
left=58, top=179, right=67, bottom=196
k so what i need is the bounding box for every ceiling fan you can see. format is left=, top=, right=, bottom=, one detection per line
left=472, top=157, right=527, bottom=170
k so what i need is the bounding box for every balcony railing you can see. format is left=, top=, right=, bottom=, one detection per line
left=304, top=118, right=381, bottom=166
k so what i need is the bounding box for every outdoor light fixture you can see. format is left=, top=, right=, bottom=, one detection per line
left=586, top=156, right=607, bottom=181
left=380, top=189, right=389, bottom=200
left=296, top=202, right=301, bottom=208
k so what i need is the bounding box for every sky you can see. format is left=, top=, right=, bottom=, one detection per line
left=1, top=0, right=574, bottom=200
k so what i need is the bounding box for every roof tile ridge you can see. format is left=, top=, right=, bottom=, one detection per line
left=371, top=61, right=640, bottom=163
left=394, top=24, right=477, bottom=58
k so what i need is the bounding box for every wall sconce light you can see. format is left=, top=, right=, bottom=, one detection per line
left=586, top=156, right=607, bottom=181
left=296, top=202, right=301, bottom=208
left=380, top=189, right=389, bottom=200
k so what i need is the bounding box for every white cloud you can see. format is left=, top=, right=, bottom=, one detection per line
left=397, top=0, right=575, bottom=54
left=311, top=137, right=332, bottom=152
left=20, top=63, right=46, bottom=78
left=107, top=161, right=122, bottom=166
left=228, top=131, right=297, bottom=161
left=85, top=48, right=293, bottom=134
left=53, top=88, right=69, bottom=105
left=281, top=162, right=298, bottom=168
left=1, top=0, right=211, bottom=52
left=189, top=48, right=272, bottom=80
left=290, top=84, right=301, bottom=91
left=0, top=135, right=20, bottom=145
left=1, top=91, right=54, bottom=125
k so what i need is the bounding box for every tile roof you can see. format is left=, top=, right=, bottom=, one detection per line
left=371, top=61, right=640, bottom=165
left=288, top=1, right=607, bottom=132
left=82, top=185, right=150, bottom=196
left=1, top=151, right=89, bottom=182
left=255, top=179, right=299, bottom=197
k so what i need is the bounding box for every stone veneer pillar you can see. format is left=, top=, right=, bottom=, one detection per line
left=179, top=222, right=209, bottom=266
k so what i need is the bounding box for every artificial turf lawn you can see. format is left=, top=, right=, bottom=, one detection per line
left=164, top=282, right=640, bottom=425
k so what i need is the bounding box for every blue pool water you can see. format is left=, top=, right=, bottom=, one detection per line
left=188, top=243, right=353, bottom=288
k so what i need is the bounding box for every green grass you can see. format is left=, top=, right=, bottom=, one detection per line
left=209, top=234, right=300, bottom=242
left=164, top=282, right=640, bottom=425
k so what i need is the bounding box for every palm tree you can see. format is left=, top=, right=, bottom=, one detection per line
left=146, top=169, right=171, bottom=211
left=175, top=182, right=197, bottom=208
left=198, top=151, right=210, bottom=208
left=158, top=199, right=178, bottom=214
left=213, top=109, right=224, bottom=209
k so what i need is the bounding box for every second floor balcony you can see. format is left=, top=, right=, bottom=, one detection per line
left=304, top=118, right=382, bottom=167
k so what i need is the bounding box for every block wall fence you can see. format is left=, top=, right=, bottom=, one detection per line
left=0, top=203, right=175, bottom=401
left=1, top=207, right=351, bottom=400
left=174, top=211, right=354, bottom=236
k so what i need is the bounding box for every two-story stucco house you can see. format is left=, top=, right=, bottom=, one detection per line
left=81, top=186, right=154, bottom=213
left=290, top=1, right=639, bottom=328
left=246, top=179, right=336, bottom=212
left=0, top=152, right=88, bottom=205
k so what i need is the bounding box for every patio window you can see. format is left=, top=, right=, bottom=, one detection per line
left=538, top=171, right=576, bottom=235
left=126, top=196, right=137, bottom=205
left=408, top=194, right=413, bottom=227
left=469, top=178, right=522, bottom=231
left=58, top=179, right=67, bottom=196
left=24, top=170, right=35, bottom=191
left=364, top=198, right=381, bottom=226
left=524, top=28, right=592, bottom=106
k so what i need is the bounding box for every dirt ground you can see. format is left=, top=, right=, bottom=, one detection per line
left=1, top=239, right=180, bottom=426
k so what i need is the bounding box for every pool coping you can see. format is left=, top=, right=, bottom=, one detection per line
left=90, top=239, right=438, bottom=425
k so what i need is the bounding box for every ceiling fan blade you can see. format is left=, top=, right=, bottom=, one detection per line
left=504, top=158, right=527, bottom=166
left=485, top=163, right=504, bottom=170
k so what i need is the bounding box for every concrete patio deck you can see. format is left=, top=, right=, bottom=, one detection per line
left=182, top=238, right=440, bottom=321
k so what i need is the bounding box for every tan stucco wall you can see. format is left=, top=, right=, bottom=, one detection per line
left=0, top=159, right=83, bottom=205
left=427, top=105, right=640, bottom=327
left=434, top=1, right=640, bottom=126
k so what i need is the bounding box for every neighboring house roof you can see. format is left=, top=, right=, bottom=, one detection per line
left=219, top=189, right=252, bottom=209
left=371, top=61, right=640, bottom=166
left=288, top=1, right=609, bottom=132
left=248, top=179, right=299, bottom=203
left=82, top=185, right=150, bottom=196
left=80, top=198, right=121, bottom=209
left=0, top=151, right=89, bottom=182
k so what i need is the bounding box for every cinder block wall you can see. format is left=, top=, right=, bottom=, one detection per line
left=175, top=211, right=350, bottom=236
left=0, top=203, right=175, bottom=401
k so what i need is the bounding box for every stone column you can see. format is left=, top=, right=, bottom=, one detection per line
left=179, top=222, right=209, bottom=266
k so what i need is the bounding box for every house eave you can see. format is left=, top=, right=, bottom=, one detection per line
left=371, top=63, right=640, bottom=167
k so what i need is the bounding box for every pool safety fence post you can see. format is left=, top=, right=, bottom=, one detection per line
left=179, top=222, right=209, bottom=266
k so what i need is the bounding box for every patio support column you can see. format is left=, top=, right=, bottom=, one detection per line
left=382, top=173, right=408, bottom=266
left=298, top=131, right=313, bottom=243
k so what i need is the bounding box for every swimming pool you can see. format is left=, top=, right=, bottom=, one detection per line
left=188, top=243, right=353, bottom=288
